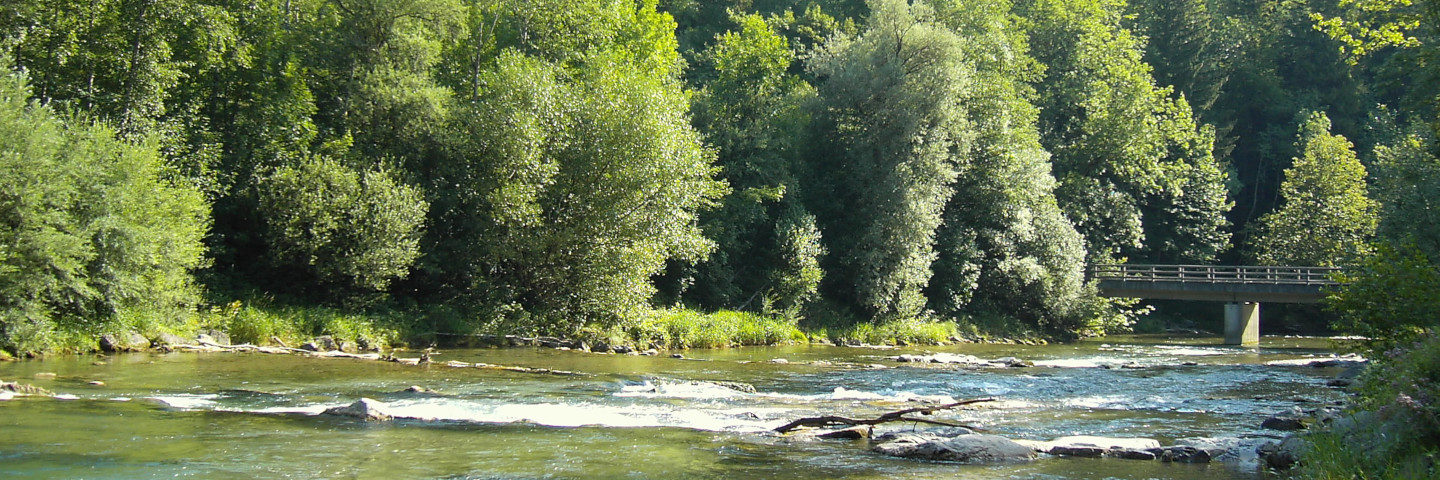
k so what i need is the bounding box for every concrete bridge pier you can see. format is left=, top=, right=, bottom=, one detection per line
left=1223, top=302, right=1260, bottom=346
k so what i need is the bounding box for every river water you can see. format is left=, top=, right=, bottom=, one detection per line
left=0, top=335, right=1354, bottom=479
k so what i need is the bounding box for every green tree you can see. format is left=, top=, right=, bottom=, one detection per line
left=807, top=0, right=974, bottom=319
left=0, top=59, right=210, bottom=354
left=1371, top=128, right=1440, bottom=257
left=924, top=0, right=1096, bottom=332
left=1020, top=0, right=1232, bottom=264
left=256, top=155, right=427, bottom=293
left=684, top=13, right=819, bottom=313
left=1251, top=112, right=1378, bottom=266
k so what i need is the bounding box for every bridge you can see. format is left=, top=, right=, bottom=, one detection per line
left=1089, top=264, right=1342, bottom=346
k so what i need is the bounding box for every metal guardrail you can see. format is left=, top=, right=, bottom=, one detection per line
left=1089, top=264, right=1342, bottom=286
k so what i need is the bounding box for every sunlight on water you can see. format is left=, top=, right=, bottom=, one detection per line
left=0, top=335, right=1350, bottom=479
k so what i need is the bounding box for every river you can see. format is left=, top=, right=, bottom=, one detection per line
left=0, top=335, right=1354, bottom=479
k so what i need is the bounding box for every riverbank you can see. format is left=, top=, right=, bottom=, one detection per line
left=0, top=302, right=1058, bottom=360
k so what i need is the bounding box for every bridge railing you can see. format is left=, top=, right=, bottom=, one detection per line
left=1089, top=264, right=1342, bottom=286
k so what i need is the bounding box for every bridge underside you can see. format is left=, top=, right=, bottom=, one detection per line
left=1096, top=280, right=1326, bottom=304
left=1097, top=280, right=1326, bottom=346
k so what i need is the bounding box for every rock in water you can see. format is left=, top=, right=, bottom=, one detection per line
left=872, top=434, right=1036, bottom=464
left=323, top=398, right=393, bottom=421
left=818, top=426, right=872, bottom=439
left=1262, top=416, right=1307, bottom=431
left=1257, top=436, right=1308, bottom=469
left=200, top=329, right=231, bottom=346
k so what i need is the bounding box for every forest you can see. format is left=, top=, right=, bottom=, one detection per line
left=0, top=0, right=1437, bottom=355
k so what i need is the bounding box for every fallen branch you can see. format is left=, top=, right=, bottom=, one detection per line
left=774, top=397, right=996, bottom=433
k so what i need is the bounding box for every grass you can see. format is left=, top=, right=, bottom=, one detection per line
left=609, top=308, right=807, bottom=349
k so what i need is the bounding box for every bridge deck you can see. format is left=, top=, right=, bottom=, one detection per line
left=1090, top=264, right=1340, bottom=303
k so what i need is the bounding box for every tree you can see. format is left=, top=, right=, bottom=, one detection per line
left=1019, top=0, right=1232, bottom=264
left=807, top=0, right=975, bottom=319
left=684, top=13, right=820, bottom=313
left=1371, top=127, right=1440, bottom=258
left=1251, top=112, right=1378, bottom=266
left=256, top=155, right=427, bottom=293
left=923, top=0, right=1096, bottom=332
left=0, top=58, right=210, bottom=354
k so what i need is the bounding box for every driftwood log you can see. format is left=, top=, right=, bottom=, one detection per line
left=774, top=397, right=996, bottom=433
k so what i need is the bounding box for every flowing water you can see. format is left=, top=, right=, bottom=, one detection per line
left=0, top=335, right=1355, bottom=479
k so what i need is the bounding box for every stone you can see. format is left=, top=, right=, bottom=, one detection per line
left=818, top=426, right=872, bottom=439
left=2, top=380, right=53, bottom=396
left=200, top=329, right=231, bottom=346
left=313, top=336, right=339, bottom=351
left=769, top=358, right=788, bottom=364
left=995, top=357, right=1033, bottom=368
left=670, top=354, right=685, bottom=359
left=1049, top=445, right=1107, bottom=457
left=1113, top=449, right=1158, bottom=460
left=87, top=380, right=105, bottom=386
left=712, top=381, right=757, bottom=394
left=1326, top=378, right=1354, bottom=387
left=1045, top=436, right=1162, bottom=452
left=591, top=341, right=610, bottom=353
left=300, top=342, right=321, bottom=352
left=152, top=332, right=190, bottom=347
left=1262, top=416, right=1307, bottom=431
left=611, top=345, right=634, bottom=354
left=98, top=334, right=123, bottom=353
left=322, top=398, right=394, bottom=421
left=1158, top=445, right=1226, bottom=463
left=1257, top=435, right=1308, bottom=470
left=872, top=433, right=1036, bottom=464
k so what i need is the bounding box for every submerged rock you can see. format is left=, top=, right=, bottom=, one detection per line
left=872, top=433, right=1036, bottom=464
left=322, top=398, right=393, bottom=421
left=1, top=379, right=53, bottom=397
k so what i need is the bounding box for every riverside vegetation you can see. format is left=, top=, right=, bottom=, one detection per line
left=1, top=1, right=1440, bottom=473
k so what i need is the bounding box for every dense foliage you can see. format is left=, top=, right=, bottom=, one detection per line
left=4, top=0, right=1440, bottom=352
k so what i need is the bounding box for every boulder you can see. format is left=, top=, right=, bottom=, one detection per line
left=995, top=357, right=1033, bottom=368
left=322, top=398, right=393, bottom=421
left=1158, top=445, right=1227, bottom=463
left=1046, top=436, right=1161, bottom=451
left=199, top=329, right=231, bottom=346
left=300, top=342, right=321, bottom=352
left=711, top=381, right=757, bottom=393
left=1113, top=449, right=1158, bottom=460
left=818, top=426, right=872, bottom=439
left=2, top=380, right=54, bottom=396
left=100, top=332, right=151, bottom=352
left=1050, top=445, right=1107, bottom=458
left=98, top=334, right=123, bottom=353
left=1257, top=436, right=1308, bottom=470
left=612, top=345, right=634, bottom=354
left=590, top=341, right=610, bottom=353
left=313, top=336, right=339, bottom=351
left=872, top=433, right=1036, bottom=464
left=1262, top=416, right=1307, bottom=431
left=152, top=332, right=190, bottom=347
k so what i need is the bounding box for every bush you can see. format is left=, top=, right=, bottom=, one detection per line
left=1299, top=335, right=1440, bottom=479
left=1327, top=242, right=1440, bottom=354
left=621, top=309, right=806, bottom=349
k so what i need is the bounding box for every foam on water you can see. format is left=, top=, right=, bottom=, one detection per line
left=148, top=393, right=220, bottom=409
